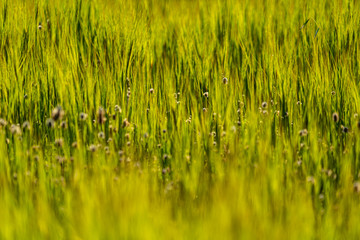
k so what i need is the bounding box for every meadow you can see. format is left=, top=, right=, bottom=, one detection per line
left=0, top=0, right=360, bottom=239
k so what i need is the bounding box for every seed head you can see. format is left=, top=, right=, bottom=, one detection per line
left=125, top=133, right=130, bottom=140
left=357, top=121, right=360, bottom=130
left=114, top=105, right=122, bottom=113
left=122, top=119, right=130, bottom=128
left=261, top=102, right=268, bottom=108
left=0, top=118, right=7, bottom=127
left=22, top=121, right=31, bottom=131
left=71, top=142, right=78, bottom=148
left=331, top=91, right=336, bottom=96
left=307, top=176, right=315, bottom=184
left=150, top=88, right=154, bottom=94
left=342, top=126, right=349, bottom=133
left=354, top=182, right=360, bottom=193
left=10, top=124, right=21, bottom=135
left=89, top=144, right=97, bottom=152
left=222, top=77, right=228, bottom=84
left=299, top=129, right=308, bottom=137
left=51, top=106, right=64, bottom=121
left=79, top=112, right=88, bottom=121
left=38, top=23, right=42, bottom=30
left=97, top=107, right=106, bottom=124
left=332, top=112, right=339, bottom=123
left=203, top=92, right=209, bottom=98
left=54, top=138, right=64, bottom=148
left=60, top=121, right=67, bottom=129
left=98, top=131, right=105, bottom=139
left=46, top=118, right=55, bottom=128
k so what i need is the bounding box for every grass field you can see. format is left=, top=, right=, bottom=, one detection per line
left=1, top=0, right=360, bottom=239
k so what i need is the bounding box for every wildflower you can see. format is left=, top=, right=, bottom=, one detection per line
left=51, top=106, right=64, bottom=121
left=56, top=156, right=65, bottom=164
left=332, top=112, right=339, bottom=123
left=98, top=132, right=105, bottom=139
left=10, top=124, right=21, bottom=135
left=79, top=112, right=88, bottom=121
left=222, top=77, right=228, bottom=84
left=203, top=92, right=209, bottom=98
left=89, top=144, right=97, bottom=152
left=261, top=102, right=268, bottom=108
left=46, top=118, right=55, bottom=128
left=299, top=129, right=308, bottom=137
left=0, top=119, right=7, bottom=127
left=22, top=121, right=30, bottom=130
left=115, top=105, right=121, bottom=113
left=54, top=138, right=64, bottom=148
left=307, top=176, right=315, bottom=184
left=60, top=121, right=67, bottom=129
left=125, top=133, right=130, bottom=140
left=97, top=107, right=106, bottom=124
left=122, top=119, right=130, bottom=128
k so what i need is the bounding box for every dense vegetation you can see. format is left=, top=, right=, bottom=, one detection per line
left=1, top=0, right=360, bottom=239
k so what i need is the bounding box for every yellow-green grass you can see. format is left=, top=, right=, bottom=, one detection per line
left=0, top=0, right=360, bottom=239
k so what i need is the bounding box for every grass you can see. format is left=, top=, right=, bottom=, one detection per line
left=0, top=0, right=360, bottom=239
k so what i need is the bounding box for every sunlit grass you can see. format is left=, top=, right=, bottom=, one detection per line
left=0, top=0, right=360, bottom=239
